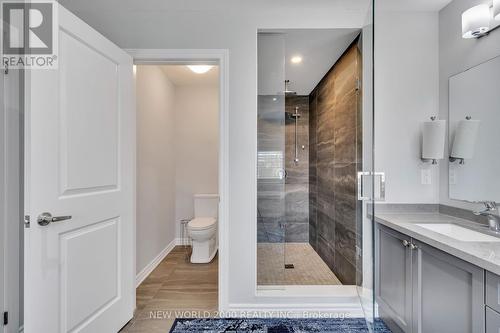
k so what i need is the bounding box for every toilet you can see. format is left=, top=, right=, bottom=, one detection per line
left=187, top=194, right=218, bottom=263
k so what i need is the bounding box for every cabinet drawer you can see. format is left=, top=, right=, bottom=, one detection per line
left=486, top=272, right=500, bottom=313
left=486, top=307, right=500, bottom=333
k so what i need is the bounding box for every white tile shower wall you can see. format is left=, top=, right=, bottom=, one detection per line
left=136, top=66, right=177, bottom=274
left=375, top=10, right=440, bottom=203
left=438, top=0, right=500, bottom=210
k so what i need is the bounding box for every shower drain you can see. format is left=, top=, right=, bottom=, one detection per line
left=284, top=264, right=295, bottom=269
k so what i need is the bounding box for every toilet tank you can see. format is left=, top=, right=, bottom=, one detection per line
left=194, top=194, right=219, bottom=218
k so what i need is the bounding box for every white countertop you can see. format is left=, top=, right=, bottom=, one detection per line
left=375, top=212, right=500, bottom=276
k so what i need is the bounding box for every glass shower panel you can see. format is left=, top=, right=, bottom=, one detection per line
left=359, top=0, right=376, bottom=329
left=257, top=33, right=286, bottom=288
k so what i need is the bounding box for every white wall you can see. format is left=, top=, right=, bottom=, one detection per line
left=374, top=10, right=440, bottom=203
left=136, top=66, right=177, bottom=274
left=174, top=84, right=219, bottom=240
left=60, top=0, right=372, bottom=309
left=438, top=0, right=500, bottom=210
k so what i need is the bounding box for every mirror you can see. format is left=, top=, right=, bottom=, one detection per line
left=448, top=55, right=500, bottom=202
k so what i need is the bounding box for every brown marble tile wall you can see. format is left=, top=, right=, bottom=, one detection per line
left=309, top=41, right=362, bottom=285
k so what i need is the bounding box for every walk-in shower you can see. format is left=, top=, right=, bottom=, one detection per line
left=257, top=29, right=371, bottom=291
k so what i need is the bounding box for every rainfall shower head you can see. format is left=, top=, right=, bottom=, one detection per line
left=284, top=80, right=297, bottom=96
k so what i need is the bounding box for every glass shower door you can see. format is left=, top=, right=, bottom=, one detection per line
left=257, top=33, right=286, bottom=288
left=359, top=0, right=376, bottom=328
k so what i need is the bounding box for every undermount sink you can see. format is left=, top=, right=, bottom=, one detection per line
left=415, top=223, right=500, bottom=242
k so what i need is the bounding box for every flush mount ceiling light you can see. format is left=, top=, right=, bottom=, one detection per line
left=462, top=4, right=491, bottom=38
left=290, top=56, right=302, bottom=64
left=494, top=0, right=500, bottom=21
left=187, top=65, right=214, bottom=74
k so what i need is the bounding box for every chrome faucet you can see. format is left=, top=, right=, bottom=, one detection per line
left=474, top=201, right=500, bottom=233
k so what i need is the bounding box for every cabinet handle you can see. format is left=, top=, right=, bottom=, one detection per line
left=402, top=240, right=410, bottom=247
left=410, top=243, right=418, bottom=250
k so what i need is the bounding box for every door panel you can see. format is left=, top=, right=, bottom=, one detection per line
left=62, top=218, right=119, bottom=331
left=24, top=4, right=134, bottom=333
left=486, top=271, right=500, bottom=313
left=412, top=240, right=484, bottom=333
left=375, top=224, right=412, bottom=333
left=59, top=30, right=119, bottom=194
left=486, top=307, right=500, bottom=333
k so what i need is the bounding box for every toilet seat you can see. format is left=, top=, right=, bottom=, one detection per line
left=188, top=217, right=216, bottom=230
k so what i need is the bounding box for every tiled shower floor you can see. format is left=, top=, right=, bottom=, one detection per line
left=257, top=243, right=342, bottom=285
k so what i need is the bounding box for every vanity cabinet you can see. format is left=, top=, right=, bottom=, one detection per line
left=376, top=224, right=485, bottom=333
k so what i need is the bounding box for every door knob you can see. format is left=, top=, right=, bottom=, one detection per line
left=37, top=212, right=72, bottom=226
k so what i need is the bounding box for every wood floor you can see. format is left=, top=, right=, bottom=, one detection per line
left=120, top=246, right=218, bottom=333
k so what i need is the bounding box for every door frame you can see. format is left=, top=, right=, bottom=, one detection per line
left=0, top=66, right=5, bottom=333
left=1, top=67, right=22, bottom=333
left=126, top=48, right=230, bottom=312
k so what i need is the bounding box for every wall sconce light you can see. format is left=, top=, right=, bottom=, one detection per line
left=462, top=4, right=491, bottom=38
left=494, top=0, right=500, bottom=20
left=462, top=2, right=500, bottom=39
left=422, top=116, right=446, bottom=165
left=449, top=116, right=480, bottom=165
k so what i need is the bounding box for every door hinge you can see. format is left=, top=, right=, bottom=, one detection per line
left=24, top=215, right=30, bottom=228
left=356, top=78, right=361, bottom=91
left=3, top=311, right=7, bottom=325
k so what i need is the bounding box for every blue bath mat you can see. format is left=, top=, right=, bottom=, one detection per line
left=169, top=318, right=391, bottom=332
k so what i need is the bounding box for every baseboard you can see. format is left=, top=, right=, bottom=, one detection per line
left=176, top=237, right=189, bottom=246
left=135, top=238, right=177, bottom=287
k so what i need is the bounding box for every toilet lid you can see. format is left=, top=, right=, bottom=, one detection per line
left=188, top=217, right=216, bottom=230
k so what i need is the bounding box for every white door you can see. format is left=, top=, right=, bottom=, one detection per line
left=24, top=4, right=135, bottom=333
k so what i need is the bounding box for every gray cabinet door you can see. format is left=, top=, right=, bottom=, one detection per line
left=375, top=224, right=412, bottom=333
left=486, top=306, right=500, bottom=333
left=486, top=271, right=500, bottom=314
left=412, top=240, right=484, bottom=333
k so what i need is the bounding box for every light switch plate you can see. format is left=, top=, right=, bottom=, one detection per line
left=449, top=169, right=457, bottom=185
left=421, top=169, right=432, bottom=185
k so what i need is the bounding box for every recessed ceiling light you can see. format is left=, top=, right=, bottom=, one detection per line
left=291, top=56, right=302, bottom=64
left=187, top=65, right=214, bottom=74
